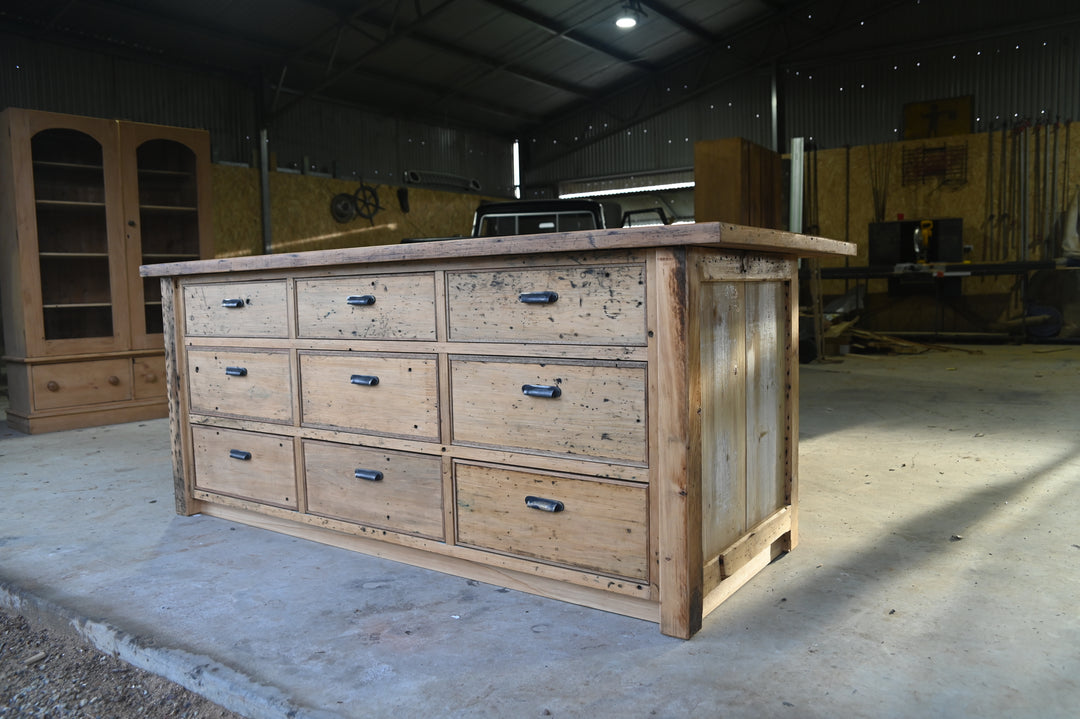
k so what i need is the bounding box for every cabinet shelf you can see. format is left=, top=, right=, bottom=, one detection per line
left=33, top=160, right=104, bottom=171
left=138, top=167, right=193, bottom=178
left=142, top=253, right=199, bottom=261
left=36, top=199, right=107, bottom=209
left=40, top=251, right=110, bottom=259
left=43, top=302, right=113, bottom=309
left=139, top=204, right=198, bottom=212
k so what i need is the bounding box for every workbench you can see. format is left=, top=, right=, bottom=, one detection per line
left=142, top=222, right=854, bottom=638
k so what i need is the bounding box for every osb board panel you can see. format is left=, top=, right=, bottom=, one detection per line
left=210, top=164, right=501, bottom=259
left=268, top=172, right=496, bottom=254
left=211, top=164, right=261, bottom=259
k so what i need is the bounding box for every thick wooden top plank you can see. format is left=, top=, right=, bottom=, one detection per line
left=140, top=222, right=855, bottom=278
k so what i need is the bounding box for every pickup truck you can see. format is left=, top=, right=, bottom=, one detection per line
left=401, top=199, right=621, bottom=243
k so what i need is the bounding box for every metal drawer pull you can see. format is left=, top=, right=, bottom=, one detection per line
left=350, top=374, right=380, bottom=386
left=525, top=496, right=564, bottom=513
left=225, top=366, right=248, bottom=377
left=221, top=298, right=245, bottom=308
left=354, top=468, right=384, bottom=482
left=229, top=449, right=252, bottom=461
left=346, top=295, right=376, bottom=306
left=518, top=290, right=559, bottom=304
left=522, top=384, right=561, bottom=398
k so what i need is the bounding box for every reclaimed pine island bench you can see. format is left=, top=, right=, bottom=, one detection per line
left=141, top=222, right=854, bottom=639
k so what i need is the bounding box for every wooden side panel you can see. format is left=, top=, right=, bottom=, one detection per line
left=0, top=109, right=28, bottom=359
left=786, top=274, right=800, bottom=549
left=745, top=280, right=787, bottom=526
left=652, top=248, right=702, bottom=639
left=161, top=277, right=195, bottom=516
left=699, top=280, right=747, bottom=560
left=4, top=363, right=31, bottom=418
left=455, top=463, right=649, bottom=581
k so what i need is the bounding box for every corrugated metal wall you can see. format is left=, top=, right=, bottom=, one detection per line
left=266, top=99, right=513, bottom=195
left=523, top=72, right=773, bottom=191
left=0, top=33, right=257, bottom=164
left=784, top=22, right=1080, bottom=149
left=524, top=13, right=1080, bottom=192
left=4, top=12, right=1079, bottom=196
left=0, top=32, right=514, bottom=195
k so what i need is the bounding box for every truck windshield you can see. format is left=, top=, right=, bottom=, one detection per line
left=477, top=210, right=599, bottom=237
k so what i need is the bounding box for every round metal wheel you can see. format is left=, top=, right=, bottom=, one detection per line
left=330, top=193, right=356, bottom=223
left=353, top=184, right=381, bottom=220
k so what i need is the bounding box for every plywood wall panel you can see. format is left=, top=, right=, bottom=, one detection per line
left=808, top=122, right=1080, bottom=309
left=209, top=164, right=499, bottom=259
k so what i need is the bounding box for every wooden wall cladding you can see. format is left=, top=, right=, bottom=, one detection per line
left=210, top=164, right=498, bottom=258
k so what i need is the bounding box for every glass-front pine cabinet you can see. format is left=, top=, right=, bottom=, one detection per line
left=0, top=108, right=212, bottom=433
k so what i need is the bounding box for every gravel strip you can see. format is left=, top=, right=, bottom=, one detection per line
left=0, top=607, right=245, bottom=718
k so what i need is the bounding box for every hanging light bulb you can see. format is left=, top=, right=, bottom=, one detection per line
left=616, top=1, right=643, bottom=29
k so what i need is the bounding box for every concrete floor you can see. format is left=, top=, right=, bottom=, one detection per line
left=1, top=345, right=1078, bottom=718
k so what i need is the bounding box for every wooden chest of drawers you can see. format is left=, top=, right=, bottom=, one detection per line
left=143, top=223, right=853, bottom=638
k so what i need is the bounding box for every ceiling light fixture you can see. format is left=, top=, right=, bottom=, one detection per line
left=615, top=1, right=644, bottom=29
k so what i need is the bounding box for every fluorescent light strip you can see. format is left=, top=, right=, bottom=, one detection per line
left=512, top=140, right=521, bottom=199
left=559, top=181, right=695, bottom=199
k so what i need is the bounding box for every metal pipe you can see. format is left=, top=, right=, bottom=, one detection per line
left=1050, top=120, right=1060, bottom=259
left=260, top=128, right=272, bottom=255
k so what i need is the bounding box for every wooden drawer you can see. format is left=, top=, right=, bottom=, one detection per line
left=183, top=280, right=289, bottom=338
left=296, top=273, right=436, bottom=340
left=455, top=463, right=648, bottom=581
left=446, top=264, right=647, bottom=345
left=299, top=352, right=439, bottom=440
left=191, top=425, right=297, bottom=509
left=132, top=355, right=167, bottom=400
left=31, top=358, right=132, bottom=410
left=450, top=358, right=647, bottom=463
left=303, top=440, right=443, bottom=539
left=187, top=349, right=293, bottom=422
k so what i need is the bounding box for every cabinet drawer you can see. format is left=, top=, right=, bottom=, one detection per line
left=191, top=425, right=297, bottom=509
left=296, top=274, right=436, bottom=340
left=31, top=358, right=132, bottom=410
left=455, top=463, right=648, bottom=581
left=303, top=440, right=443, bottom=539
left=183, top=280, right=288, bottom=338
left=187, top=349, right=293, bottom=422
left=299, top=352, right=439, bottom=440
left=132, top=356, right=167, bottom=400
left=446, top=264, right=647, bottom=345
left=450, top=358, right=647, bottom=463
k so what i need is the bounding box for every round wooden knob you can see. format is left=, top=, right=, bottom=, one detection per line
left=108, top=375, right=120, bottom=386
left=144, top=373, right=158, bottom=383
left=46, top=380, right=60, bottom=392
